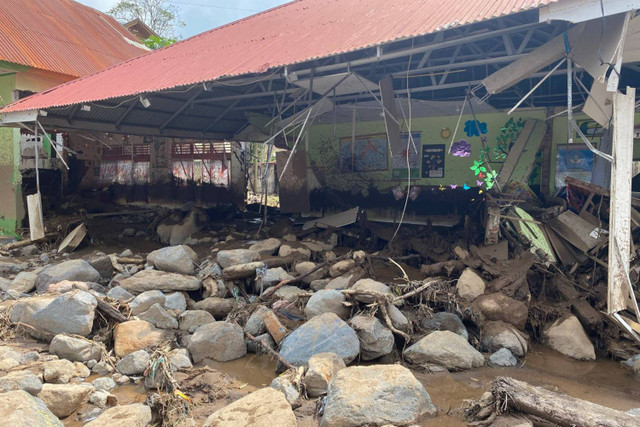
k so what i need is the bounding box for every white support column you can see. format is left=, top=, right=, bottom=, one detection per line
left=608, top=87, right=635, bottom=314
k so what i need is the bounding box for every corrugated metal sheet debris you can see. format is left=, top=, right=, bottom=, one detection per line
left=2, top=0, right=558, bottom=113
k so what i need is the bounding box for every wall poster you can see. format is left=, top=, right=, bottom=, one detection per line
left=391, top=132, right=421, bottom=179
left=421, top=144, right=445, bottom=178
left=555, top=144, right=594, bottom=189
left=339, top=134, right=388, bottom=172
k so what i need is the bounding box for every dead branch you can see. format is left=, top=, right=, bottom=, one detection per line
left=244, top=330, right=295, bottom=370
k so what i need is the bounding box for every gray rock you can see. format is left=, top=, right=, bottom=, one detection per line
left=223, top=261, right=265, bottom=279
left=304, top=352, right=345, bottom=397
left=10, top=271, right=37, bottom=293
left=421, top=312, right=468, bottom=340
left=278, top=243, right=311, bottom=260
left=116, top=350, right=150, bottom=375
left=542, top=314, right=595, bottom=361
left=147, top=245, right=198, bottom=275
left=138, top=303, right=178, bottom=329
left=0, top=346, right=22, bottom=370
left=279, top=313, right=359, bottom=366
left=249, top=238, right=282, bottom=255
left=472, top=293, right=528, bottom=329
left=49, top=334, right=102, bottom=362
left=349, top=315, right=394, bottom=360
left=106, top=286, right=134, bottom=301
left=273, top=285, right=306, bottom=301
left=192, top=297, right=236, bottom=319
left=92, top=377, right=116, bottom=391
left=169, top=348, right=192, bottom=370
left=0, top=276, right=11, bottom=292
left=321, top=365, right=437, bottom=427
left=189, top=322, right=247, bottom=363
left=92, top=361, right=114, bottom=375
left=85, top=403, right=152, bottom=427
left=88, top=389, right=115, bottom=408
left=329, top=259, right=356, bottom=277
left=481, top=321, right=528, bottom=357
left=216, top=249, right=260, bottom=268
left=386, top=304, right=410, bottom=330
left=83, top=253, right=114, bottom=280
left=310, top=279, right=330, bottom=291
left=9, top=295, right=57, bottom=337
left=0, top=260, right=29, bottom=274
left=42, top=359, right=82, bottom=384
left=164, top=292, right=187, bottom=314
left=304, top=289, right=349, bottom=320
left=0, top=370, right=42, bottom=395
left=325, top=275, right=351, bottom=290
left=117, top=270, right=201, bottom=294
left=456, top=268, right=486, bottom=301
left=261, top=267, right=294, bottom=288
left=129, top=290, right=166, bottom=315
left=295, top=261, right=326, bottom=284
left=35, top=260, right=101, bottom=293
left=19, top=244, right=39, bottom=256
left=203, top=387, right=296, bottom=427
left=20, top=351, right=40, bottom=364
left=0, top=390, right=63, bottom=426
left=247, top=333, right=276, bottom=354
left=627, top=408, right=640, bottom=416
left=120, top=249, right=134, bottom=257
left=405, top=330, right=484, bottom=370
left=178, top=310, right=215, bottom=333
left=489, top=348, right=518, bottom=367
left=245, top=306, right=270, bottom=336
left=270, top=376, right=300, bottom=404
left=351, top=278, right=391, bottom=303
left=31, top=290, right=97, bottom=337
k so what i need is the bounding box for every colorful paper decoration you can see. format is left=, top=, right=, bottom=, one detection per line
left=464, top=120, right=488, bottom=137
left=450, top=139, right=472, bottom=157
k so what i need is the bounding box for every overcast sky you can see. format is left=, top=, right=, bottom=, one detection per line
left=77, top=0, right=290, bottom=39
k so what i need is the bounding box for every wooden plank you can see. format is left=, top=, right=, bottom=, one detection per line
left=545, top=225, right=578, bottom=266
left=496, top=119, right=547, bottom=189
left=303, top=207, right=359, bottom=230
left=26, top=193, right=45, bottom=241
left=547, top=210, right=606, bottom=252
left=509, top=207, right=556, bottom=265
left=608, top=87, right=635, bottom=314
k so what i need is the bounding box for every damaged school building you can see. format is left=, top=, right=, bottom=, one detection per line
left=3, top=0, right=640, bottom=425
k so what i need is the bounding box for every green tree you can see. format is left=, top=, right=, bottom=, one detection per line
left=142, top=35, right=178, bottom=50
left=109, top=0, right=185, bottom=39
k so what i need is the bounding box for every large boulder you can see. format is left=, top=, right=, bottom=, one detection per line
left=31, top=290, right=97, bottom=337
left=49, top=334, right=102, bottom=362
left=83, top=253, right=114, bottom=280
left=188, top=322, right=247, bottom=363
left=192, top=297, right=236, bottom=319
left=321, top=365, right=437, bottom=427
left=85, top=403, right=152, bottom=427
left=117, top=270, right=201, bottom=294
left=129, top=290, right=166, bottom=316
left=249, top=238, right=282, bottom=255
left=0, top=390, right=63, bottom=426
left=203, top=387, right=296, bottom=427
left=216, top=249, right=260, bottom=268
left=304, top=352, right=346, bottom=397
left=456, top=268, right=486, bottom=301
left=472, top=293, right=528, bottom=329
left=405, top=331, right=484, bottom=370
left=10, top=271, right=37, bottom=293
left=146, top=245, right=198, bottom=275
left=305, top=289, right=350, bottom=320
left=9, top=295, right=57, bottom=337
left=420, top=312, right=468, bottom=339
left=178, top=310, right=215, bottom=333
left=349, top=315, right=394, bottom=360
left=542, top=314, right=595, bottom=360
left=164, top=292, right=187, bottom=314
left=38, top=383, right=93, bottom=418
left=35, top=260, right=101, bottom=293
left=480, top=321, right=528, bottom=357
left=113, top=320, right=174, bottom=357
left=279, top=313, right=359, bottom=366
left=0, top=370, right=42, bottom=395
left=351, top=278, right=391, bottom=303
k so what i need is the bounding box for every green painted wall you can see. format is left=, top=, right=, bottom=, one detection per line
left=305, top=108, right=548, bottom=195
left=0, top=73, right=23, bottom=237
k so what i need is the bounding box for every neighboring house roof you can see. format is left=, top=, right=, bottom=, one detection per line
left=0, top=0, right=148, bottom=79
left=2, top=0, right=558, bottom=113
left=124, top=19, right=159, bottom=41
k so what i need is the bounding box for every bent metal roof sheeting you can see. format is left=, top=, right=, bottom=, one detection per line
left=0, top=0, right=147, bottom=78
left=2, top=0, right=557, bottom=113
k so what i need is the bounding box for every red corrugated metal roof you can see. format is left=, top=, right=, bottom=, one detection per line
left=2, top=0, right=558, bottom=113
left=0, top=0, right=147, bottom=78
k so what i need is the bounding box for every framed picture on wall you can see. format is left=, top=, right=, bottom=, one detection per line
left=555, top=144, right=594, bottom=189
left=339, top=134, right=388, bottom=172
left=421, top=144, right=446, bottom=178
left=391, top=132, right=421, bottom=178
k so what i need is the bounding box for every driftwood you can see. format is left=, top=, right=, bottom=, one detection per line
left=117, top=256, right=145, bottom=264
left=95, top=297, right=128, bottom=323
left=244, top=330, right=294, bottom=370
left=491, top=377, right=639, bottom=427
left=256, top=253, right=352, bottom=302
left=1, top=232, right=58, bottom=251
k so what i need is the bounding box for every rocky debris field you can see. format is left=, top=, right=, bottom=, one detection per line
left=0, top=207, right=639, bottom=426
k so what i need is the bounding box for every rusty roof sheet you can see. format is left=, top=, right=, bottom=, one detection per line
left=0, top=0, right=147, bottom=78
left=3, top=0, right=558, bottom=113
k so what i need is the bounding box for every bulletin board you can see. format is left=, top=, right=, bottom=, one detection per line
left=339, top=134, right=388, bottom=172
left=391, top=132, right=421, bottom=179
left=421, top=144, right=446, bottom=178
left=555, top=144, right=594, bottom=189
